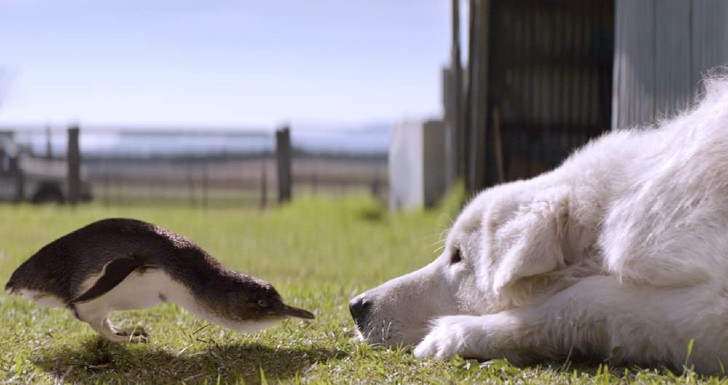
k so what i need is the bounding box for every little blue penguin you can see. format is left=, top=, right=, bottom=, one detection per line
left=4, top=218, right=314, bottom=343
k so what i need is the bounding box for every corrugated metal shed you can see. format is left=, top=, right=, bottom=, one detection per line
left=612, top=0, right=728, bottom=129
left=471, top=0, right=614, bottom=184
left=459, top=0, right=728, bottom=195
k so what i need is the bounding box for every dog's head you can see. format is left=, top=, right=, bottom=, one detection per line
left=350, top=181, right=575, bottom=347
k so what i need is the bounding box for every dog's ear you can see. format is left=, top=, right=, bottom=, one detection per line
left=490, top=189, right=569, bottom=294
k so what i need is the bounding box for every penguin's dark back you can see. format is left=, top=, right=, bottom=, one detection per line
left=6, top=218, right=224, bottom=301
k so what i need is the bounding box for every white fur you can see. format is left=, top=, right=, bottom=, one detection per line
left=354, top=77, right=728, bottom=373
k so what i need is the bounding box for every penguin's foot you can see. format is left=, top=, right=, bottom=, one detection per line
left=92, top=318, right=148, bottom=343
left=115, top=326, right=148, bottom=343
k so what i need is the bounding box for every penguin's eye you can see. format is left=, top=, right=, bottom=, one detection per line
left=450, top=247, right=463, bottom=264
left=257, top=299, right=269, bottom=308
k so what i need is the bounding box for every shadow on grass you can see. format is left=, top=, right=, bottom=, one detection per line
left=34, top=336, right=346, bottom=384
left=454, top=355, right=696, bottom=381
left=519, top=358, right=694, bottom=380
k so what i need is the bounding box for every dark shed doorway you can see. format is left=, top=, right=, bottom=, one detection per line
left=477, top=0, right=614, bottom=184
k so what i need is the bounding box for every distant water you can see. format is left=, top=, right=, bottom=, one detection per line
left=18, top=125, right=390, bottom=158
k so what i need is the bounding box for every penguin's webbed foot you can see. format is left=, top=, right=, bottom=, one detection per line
left=91, top=318, right=149, bottom=343
left=116, top=326, right=148, bottom=343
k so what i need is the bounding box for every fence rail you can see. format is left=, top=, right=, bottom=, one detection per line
left=0, top=125, right=388, bottom=207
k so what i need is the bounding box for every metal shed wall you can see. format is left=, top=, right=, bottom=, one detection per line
left=612, top=0, right=728, bottom=129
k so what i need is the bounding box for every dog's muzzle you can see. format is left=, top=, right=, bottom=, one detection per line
left=349, top=294, right=372, bottom=329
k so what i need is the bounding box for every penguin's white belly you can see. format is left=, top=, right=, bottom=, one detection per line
left=17, top=289, right=65, bottom=308
left=74, top=267, right=281, bottom=332
left=77, top=269, right=197, bottom=312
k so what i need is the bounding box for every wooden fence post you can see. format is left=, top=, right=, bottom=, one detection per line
left=463, top=0, right=476, bottom=194
left=67, top=125, right=81, bottom=205
left=202, top=159, right=209, bottom=208
left=451, top=0, right=466, bottom=181
left=275, top=126, right=292, bottom=204
left=45, top=126, right=53, bottom=159
left=467, top=0, right=490, bottom=194
left=260, top=157, right=268, bottom=209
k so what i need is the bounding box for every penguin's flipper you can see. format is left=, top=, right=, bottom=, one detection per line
left=71, top=256, right=153, bottom=304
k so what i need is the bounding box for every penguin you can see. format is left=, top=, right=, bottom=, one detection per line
left=4, top=218, right=314, bottom=343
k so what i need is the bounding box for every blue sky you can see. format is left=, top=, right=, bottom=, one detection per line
left=0, top=0, right=459, bottom=129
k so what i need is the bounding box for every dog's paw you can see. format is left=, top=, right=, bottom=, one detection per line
left=413, top=315, right=478, bottom=360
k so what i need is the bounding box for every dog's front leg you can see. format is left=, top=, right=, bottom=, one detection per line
left=413, top=274, right=728, bottom=372
left=414, top=276, right=617, bottom=364
left=413, top=314, right=491, bottom=360
left=413, top=312, right=545, bottom=363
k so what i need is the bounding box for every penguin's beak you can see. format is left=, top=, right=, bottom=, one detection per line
left=275, top=303, right=315, bottom=320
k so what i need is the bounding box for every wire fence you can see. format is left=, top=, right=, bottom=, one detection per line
left=0, top=126, right=388, bottom=208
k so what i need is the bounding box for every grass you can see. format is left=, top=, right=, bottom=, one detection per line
left=0, top=192, right=726, bottom=384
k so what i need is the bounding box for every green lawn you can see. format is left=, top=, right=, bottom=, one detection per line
left=0, top=194, right=724, bottom=384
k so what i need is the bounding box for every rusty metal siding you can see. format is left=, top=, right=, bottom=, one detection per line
left=613, top=0, right=728, bottom=129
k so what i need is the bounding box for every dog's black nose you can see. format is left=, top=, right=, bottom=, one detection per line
left=349, top=295, right=371, bottom=320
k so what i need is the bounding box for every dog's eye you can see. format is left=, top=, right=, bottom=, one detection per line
left=450, top=248, right=463, bottom=264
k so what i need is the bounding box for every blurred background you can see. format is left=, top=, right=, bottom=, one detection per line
left=1, top=0, right=727, bottom=210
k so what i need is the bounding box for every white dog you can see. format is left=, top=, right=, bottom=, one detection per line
left=350, top=77, right=728, bottom=373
